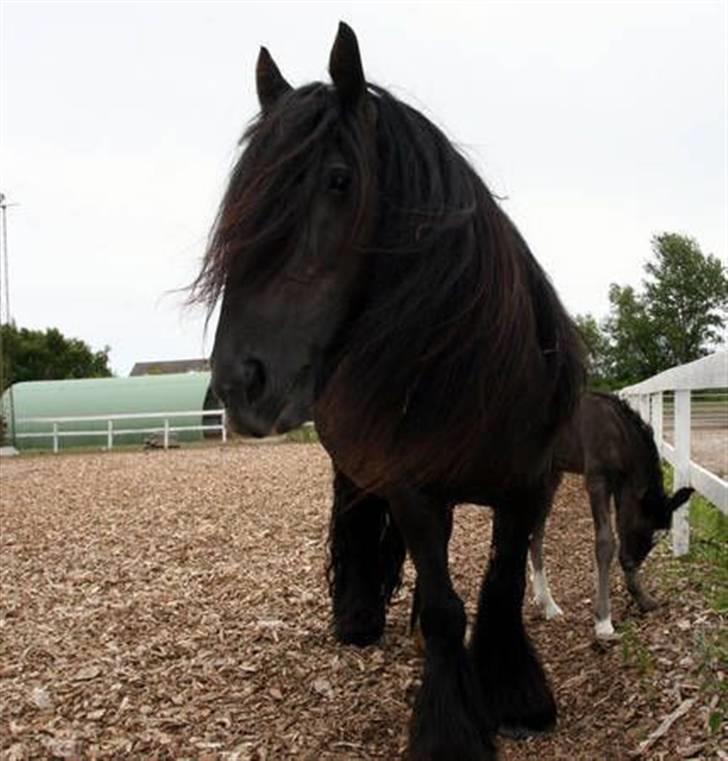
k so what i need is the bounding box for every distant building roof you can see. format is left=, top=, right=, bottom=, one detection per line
left=130, top=359, right=209, bottom=376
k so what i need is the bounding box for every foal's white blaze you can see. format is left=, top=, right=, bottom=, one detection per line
left=595, top=616, right=616, bottom=639
left=531, top=568, right=564, bottom=620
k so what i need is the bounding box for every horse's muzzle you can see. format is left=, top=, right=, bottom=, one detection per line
left=212, top=359, right=313, bottom=438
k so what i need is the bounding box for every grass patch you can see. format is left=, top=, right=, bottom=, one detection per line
left=659, top=462, right=727, bottom=734
left=285, top=423, right=319, bottom=443
left=662, top=463, right=728, bottom=614
left=619, top=620, right=656, bottom=676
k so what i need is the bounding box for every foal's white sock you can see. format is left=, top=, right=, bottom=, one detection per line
left=531, top=568, right=564, bottom=620
left=594, top=616, right=616, bottom=639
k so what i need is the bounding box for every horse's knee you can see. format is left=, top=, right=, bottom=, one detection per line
left=420, top=596, right=466, bottom=648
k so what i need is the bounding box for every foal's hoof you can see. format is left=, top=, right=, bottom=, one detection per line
left=334, top=606, right=385, bottom=647
left=637, top=596, right=660, bottom=614
left=543, top=601, right=564, bottom=621
left=594, top=618, right=619, bottom=641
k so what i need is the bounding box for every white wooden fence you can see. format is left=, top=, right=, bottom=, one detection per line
left=14, top=409, right=227, bottom=452
left=620, top=351, right=727, bottom=555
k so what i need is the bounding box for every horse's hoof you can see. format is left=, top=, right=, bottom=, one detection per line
left=335, top=623, right=383, bottom=647
left=496, top=698, right=557, bottom=741
left=407, top=736, right=496, bottom=761
left=334, top=607, right=385, bottom=647
left=498, top=721, right=555, bottom=740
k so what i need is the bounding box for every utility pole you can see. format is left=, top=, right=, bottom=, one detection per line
left=0, top=192, right=18, bottom=447
left=0, top=193, right=10, bottom=322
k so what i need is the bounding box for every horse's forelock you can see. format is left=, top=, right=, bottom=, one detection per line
left=190, top=83, right=371, bottom=309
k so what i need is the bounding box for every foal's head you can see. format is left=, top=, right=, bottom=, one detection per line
left=195, top=24, right=376, bottom=436
left=616, top=397, right=694, bottom=566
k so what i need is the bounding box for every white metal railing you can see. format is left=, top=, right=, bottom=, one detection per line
left=620, top=352, right=727, bottom=556
left=13, top=409, right=227, bottom=453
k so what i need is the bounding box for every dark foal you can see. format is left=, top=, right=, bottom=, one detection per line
left=529, top=391, right=693, bottom=638
left=197, top=24, right=584, bottom=760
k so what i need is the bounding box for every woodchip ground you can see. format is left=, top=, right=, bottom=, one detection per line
left=1, top=443, right=725, bottom=760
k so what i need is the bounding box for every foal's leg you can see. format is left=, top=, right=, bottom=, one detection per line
left=389, top=490, right=494, bottom=761
left=471, top=485, right=557, bottom=738
left=528, top=473, right=563, bottom=620
left=615, top=487, right=659, bottom=613
left=586, top=475, right=618, bottom=639
left=328, top=469, right=406, bottom=646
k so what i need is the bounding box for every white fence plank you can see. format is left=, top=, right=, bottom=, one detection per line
left=621, top=352, right=727, bottom=394
left=14, top=409, right=227, bottom=452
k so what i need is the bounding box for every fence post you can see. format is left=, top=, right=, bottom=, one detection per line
left=53, top=422, right=59, bottom=454
left=163, top=418, right=170, bottom=450
left=651, top=392, right=663, bottom=457
left=672, top=389, right=691, bottom=556
left=221, top=409, right=227, bottom=443
left=107, top=419, right=113, bottom=450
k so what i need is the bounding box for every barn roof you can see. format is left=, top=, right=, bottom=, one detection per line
left=129, top=358, right=210, bottom=376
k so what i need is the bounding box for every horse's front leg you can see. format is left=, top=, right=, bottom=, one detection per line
left=389, top=489, right=495, bottom=761
left=328, top=468, right=406, bottom=646
left=471, top=486, right=557, bottom=739
left=410, top=504, right=454, bottom=650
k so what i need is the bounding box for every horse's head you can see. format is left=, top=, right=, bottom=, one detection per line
left=622, top=485, right=694, bottom=566
left=197, top=24, right=375, bottom=436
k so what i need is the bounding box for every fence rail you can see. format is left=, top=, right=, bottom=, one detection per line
left=15, top=409, right=227, bottom=453
left=620, top=352, right=727, bottom=555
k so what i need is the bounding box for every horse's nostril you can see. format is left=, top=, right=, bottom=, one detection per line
left=240, top=358, right=266, bottom=405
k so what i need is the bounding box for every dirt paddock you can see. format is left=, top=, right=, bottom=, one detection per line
left=0, top=444, right=724, bottom=760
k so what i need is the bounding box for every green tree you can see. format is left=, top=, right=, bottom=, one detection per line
left=601, top=284, right=666, bottom=387
left=643, top=233, right=728, bottom=366
left=0, top=323, right=112, bottom=391
left=574, top=312, right=611, bottom=389
left=585, top=233, right=727, bottom=389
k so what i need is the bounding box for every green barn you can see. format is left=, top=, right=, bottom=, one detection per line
left=1, top=372, right=221, bottom=451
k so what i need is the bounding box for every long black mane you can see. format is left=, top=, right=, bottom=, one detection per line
left=594, top=392, right=669, bottom=521
left=194, top=81, right=584, bottom=487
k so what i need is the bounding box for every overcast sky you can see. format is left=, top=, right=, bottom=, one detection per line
left=1, top=1, right=725, bottom=375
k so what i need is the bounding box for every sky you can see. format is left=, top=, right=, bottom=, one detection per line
left=1, top=1, right=726, bottom=375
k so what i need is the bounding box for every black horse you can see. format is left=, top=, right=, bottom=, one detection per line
left=195, top=23, right=584, bottom=761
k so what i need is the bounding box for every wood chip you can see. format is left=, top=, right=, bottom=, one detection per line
left=632, top=698, right=697, bottom=757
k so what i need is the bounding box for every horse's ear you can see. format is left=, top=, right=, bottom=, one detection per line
left=667, top=487, right=694, bottom=512
left=329, top=22, right=366, bottom=109
left=256, top=46, right=292, bottom=112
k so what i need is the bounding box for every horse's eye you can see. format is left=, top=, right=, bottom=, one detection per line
left=327, top=168, right=351, bottom=195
